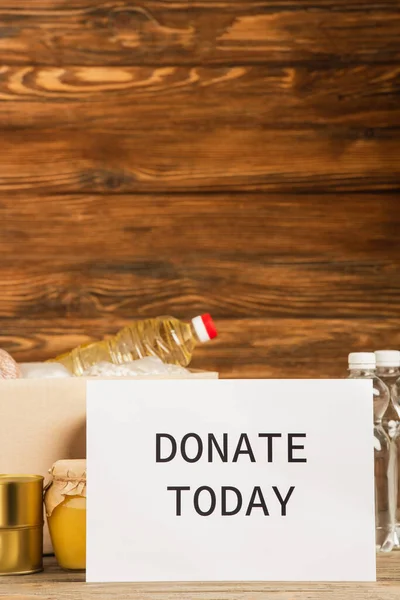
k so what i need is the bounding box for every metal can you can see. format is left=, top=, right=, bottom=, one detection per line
left=0, top=475, right=44, bottom=575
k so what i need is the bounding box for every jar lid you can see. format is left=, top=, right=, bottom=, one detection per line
left=45, top=460, right=86, bottom=517
left=50, top=459, right=86, bottom=481
left=0, top=475, right=43, bottom=529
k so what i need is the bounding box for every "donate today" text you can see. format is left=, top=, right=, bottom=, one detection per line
left=155, top=432, right=307, bottom=517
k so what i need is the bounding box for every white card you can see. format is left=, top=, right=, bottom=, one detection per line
left=87, top=379, right=376, bottom=582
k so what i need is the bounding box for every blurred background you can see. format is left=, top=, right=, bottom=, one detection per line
left=0, top=1, right=399, bottom=378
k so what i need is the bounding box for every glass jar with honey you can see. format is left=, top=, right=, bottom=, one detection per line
left=44, top=459, right=86, bottom=571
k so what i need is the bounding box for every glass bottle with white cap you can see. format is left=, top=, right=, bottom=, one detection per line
left=348, top=352, right=392, bottom=552
left=376, top=351, right=400, bottom=389
left=377, top=351, right=400, bottom=549
left=376, top=350, right=400, bottom=451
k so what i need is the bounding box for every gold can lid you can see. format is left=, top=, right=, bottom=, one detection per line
left=0, top=475, right=44, bottom=529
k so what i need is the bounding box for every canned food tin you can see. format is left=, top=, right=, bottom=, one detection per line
left=0, top=475, right=44, bottom=575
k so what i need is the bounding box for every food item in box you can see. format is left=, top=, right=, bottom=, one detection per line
left=0, top=349, right=20, bottom=379
left=49, top=314, right=217, bottom=375
left=44, top=459, right=86, bottom=571
left=82, top=356, right=190, bottom=377
left=19, top=362, right=71, bottom=379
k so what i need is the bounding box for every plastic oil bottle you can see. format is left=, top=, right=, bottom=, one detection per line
left=49, top=314, right=217, bottom=376
left=376, top=350, right=400, bottom=549
left=348, top=352, right=392, bottom=552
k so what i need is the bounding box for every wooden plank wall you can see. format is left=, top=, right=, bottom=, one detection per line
left=0, top=1, right=399, bottom=378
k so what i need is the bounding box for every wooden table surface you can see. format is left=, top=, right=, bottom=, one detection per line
left=0, top=554, right=399, bottom=599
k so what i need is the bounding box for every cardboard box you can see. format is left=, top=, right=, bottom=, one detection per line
left=0, top=372, right=218, bottom=553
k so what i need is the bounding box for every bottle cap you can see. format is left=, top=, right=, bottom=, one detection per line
left=192, top=314, right=217, bottom=343
left=375, top=350, right=400, bottom=368
left=348, top=352, right=376, bottom=369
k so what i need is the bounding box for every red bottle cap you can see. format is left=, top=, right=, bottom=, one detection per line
left=191, top=314, right=218, bottom=342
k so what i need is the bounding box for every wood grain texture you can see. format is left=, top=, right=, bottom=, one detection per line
left=0, top=0, right=399, bottom=376
left=0, top=194, right=399, bottom=322
left=0, top=128, right=398, bottom=193
left=0, top=63, right=399, bottom=193
left=1, top=193, right=399, bottom=261
left=1, top=65, right=399, bottom=129
left=2, top=259, right=399, bottom=320
left=1, top=318, right=399, bottom=378
left=0, top=1, right=399, bottom=66
left=0, top=554, right=399, bottom=598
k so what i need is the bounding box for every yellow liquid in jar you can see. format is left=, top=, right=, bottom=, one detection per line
left=47, top=496, right=86, bottom=571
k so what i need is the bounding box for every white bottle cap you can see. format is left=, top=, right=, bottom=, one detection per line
left=191, top=314, right=217, bottom=343
left=348, top=352, right=376, bottom=369
left=375, top=350, right=400, bottom=368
